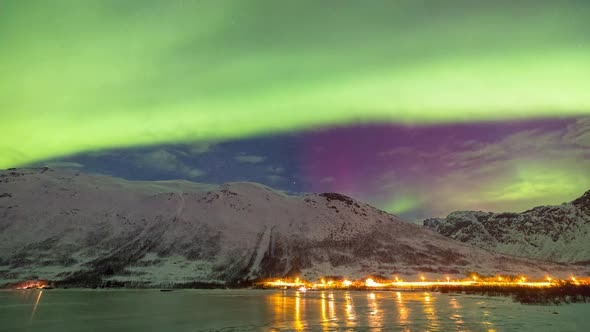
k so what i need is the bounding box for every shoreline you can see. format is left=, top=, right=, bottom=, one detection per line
left=3, top=283, right=589, bottom=305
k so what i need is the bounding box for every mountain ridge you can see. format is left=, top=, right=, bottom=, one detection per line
left=424, top=190, right=590, bottom=264
left=1, top=168, right=586, bottom=287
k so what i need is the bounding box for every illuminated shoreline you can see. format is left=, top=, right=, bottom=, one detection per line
left=258, top=275, right=588, bottom=291
left=3, top=275, right=588, bottom=292
left=256, top=275, right=590, bottom=304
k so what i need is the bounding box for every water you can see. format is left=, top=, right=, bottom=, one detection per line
left=0, top=289, right=587, bottom=331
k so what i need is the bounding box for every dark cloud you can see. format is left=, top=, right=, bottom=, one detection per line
left=134, top=150, right=205, bottom=178
left=235, top=154, right=267, bottom=164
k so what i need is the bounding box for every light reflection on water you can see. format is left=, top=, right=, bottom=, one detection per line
left=264, top=290, right=581, bottom=331
left=30, top=290, right=43, bottom=322
left=367, top=292, right=382, bottom=330
left=344, top=291, right=356, bottom=329
left=0, top=289, right=587, bottom=331
left=396, top=291, right=410, bottom=327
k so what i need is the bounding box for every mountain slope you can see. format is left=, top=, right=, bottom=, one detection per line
left=1, top=168, right=584, bottom=287
left=424, top=191, right=590, bottom=263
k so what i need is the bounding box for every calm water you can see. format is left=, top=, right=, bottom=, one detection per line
left=0, top=289, right=587, bottom=331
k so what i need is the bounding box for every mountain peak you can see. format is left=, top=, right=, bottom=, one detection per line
left=317, top=192, right=356, bottom=205
left=572, top=189, right=590, bottom=208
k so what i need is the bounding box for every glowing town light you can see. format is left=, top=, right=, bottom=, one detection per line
left=14, top=280, right=49, bottom=290
left=366, top=278, right=382, bottom=287
left=298, top=286, right=307, bottom=292
left=260, top=274, right=581, bottom=290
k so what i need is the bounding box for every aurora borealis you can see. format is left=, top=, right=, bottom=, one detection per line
left=1, top=0, right=590, bottom=219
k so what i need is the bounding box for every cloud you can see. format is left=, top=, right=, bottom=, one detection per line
left=370, top=170, right=403, bottom=193
left=376, top=147, right=414, bottom=158
left=185, top=168, right=206, bottom=178
left=448, top=125, right=586, bottom=169
left=235, top=154, right=266, bottom=164
left=266, top=166, right=285, bottom=174
left=135, top=149, right=205, bottom=179
left=189, top=143, right=215, bottom=155
left=266, top=175, right=286, bottom=184
left=136, top=150, right=178, bottom=172
left=564, top=118, right=590, bottom=148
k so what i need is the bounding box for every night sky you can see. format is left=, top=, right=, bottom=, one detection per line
left=1, top=1, right=590, bottom=219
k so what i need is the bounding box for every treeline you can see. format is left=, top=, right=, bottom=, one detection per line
left=435, top=284, right=590, bottom=305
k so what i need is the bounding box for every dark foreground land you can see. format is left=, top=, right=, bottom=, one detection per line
left=433, top=284, right=590, bottom=305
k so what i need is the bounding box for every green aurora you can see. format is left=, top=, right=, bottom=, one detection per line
left=1, top=0, right=590, bottom=168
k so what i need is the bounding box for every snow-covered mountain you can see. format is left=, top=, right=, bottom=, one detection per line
left=1, top=168, right=585, bottom=287
left=424, top=191, right=590, bottom=264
